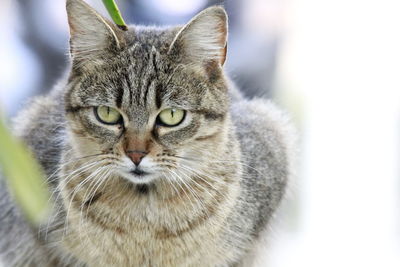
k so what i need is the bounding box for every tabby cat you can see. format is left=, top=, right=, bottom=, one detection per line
left=0, top=0, right=295, bottom=266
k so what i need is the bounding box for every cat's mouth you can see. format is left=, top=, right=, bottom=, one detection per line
left=118, top=167, right=156, bottom=184
left=130, top=168, right=149, bottom=176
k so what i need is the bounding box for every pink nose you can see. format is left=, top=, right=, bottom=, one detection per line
left=126, top=151, right=147, bottom=166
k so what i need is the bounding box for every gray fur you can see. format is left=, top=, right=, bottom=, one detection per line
left=0, top=0, right=295, bottom=266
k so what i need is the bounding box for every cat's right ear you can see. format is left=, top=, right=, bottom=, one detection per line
left=66, top=0, right=126, bottom=67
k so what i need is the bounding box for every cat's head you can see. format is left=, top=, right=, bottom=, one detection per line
left=64, top=0, right=230, bottom=185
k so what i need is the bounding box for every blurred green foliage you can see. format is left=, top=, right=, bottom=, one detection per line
left=0, top=116, right=50, bottom=225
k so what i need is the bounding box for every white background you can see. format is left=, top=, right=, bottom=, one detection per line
left=267, top=0, right=400, bottom=266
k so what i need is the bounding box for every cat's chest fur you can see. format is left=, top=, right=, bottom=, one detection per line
left=57, top=172, right=242, bottom=267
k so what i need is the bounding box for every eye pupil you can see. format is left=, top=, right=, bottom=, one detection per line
left=157, top=108, right=185, bottom=127
left=94, top=106, right=122, bottom=125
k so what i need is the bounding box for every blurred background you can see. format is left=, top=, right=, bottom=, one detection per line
left=1, top=0, right=400, bottom=266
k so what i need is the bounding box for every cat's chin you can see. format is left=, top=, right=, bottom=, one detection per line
left=118, top=170, right=158, bottom=184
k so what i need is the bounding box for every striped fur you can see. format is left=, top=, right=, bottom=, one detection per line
left=0, top=0, right=295, bottom=266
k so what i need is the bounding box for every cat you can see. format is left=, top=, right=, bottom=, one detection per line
left=0, top=0, right=295, bottom=266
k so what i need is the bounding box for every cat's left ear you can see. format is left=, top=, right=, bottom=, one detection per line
left=168, top=6, right=228, bottom=66
left=66, top=0, right=126, bottom=66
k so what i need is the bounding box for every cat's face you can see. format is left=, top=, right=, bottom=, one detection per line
left=64, top=0, right=229, bottom=184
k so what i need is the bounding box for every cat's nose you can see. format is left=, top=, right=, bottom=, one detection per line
left=126, top=150, right=147, bottom=166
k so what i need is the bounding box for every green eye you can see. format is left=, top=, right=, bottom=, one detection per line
left=95, top=106, right=122, bottom=125
left=157, top=108, right=185, bottom=127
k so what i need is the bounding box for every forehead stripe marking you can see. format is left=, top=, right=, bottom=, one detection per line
left=142, top=49, right=158, bottom=105
left=143, top=79, right=152, bottom=106
left=155, top=84, right=163, bottom=109
left=116, top=78, right=125, bottom=108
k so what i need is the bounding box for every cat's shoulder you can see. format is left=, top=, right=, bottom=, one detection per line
left=13, top=83, right=65, bottom=137
left=230, top=98, right=297, bottom=176
left=231, top=98, right=296, bottom=144
left=11, top=82, right=66, bottom=172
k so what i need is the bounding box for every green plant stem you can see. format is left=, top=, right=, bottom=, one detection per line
left=102, top=0, right=127, bottom=30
